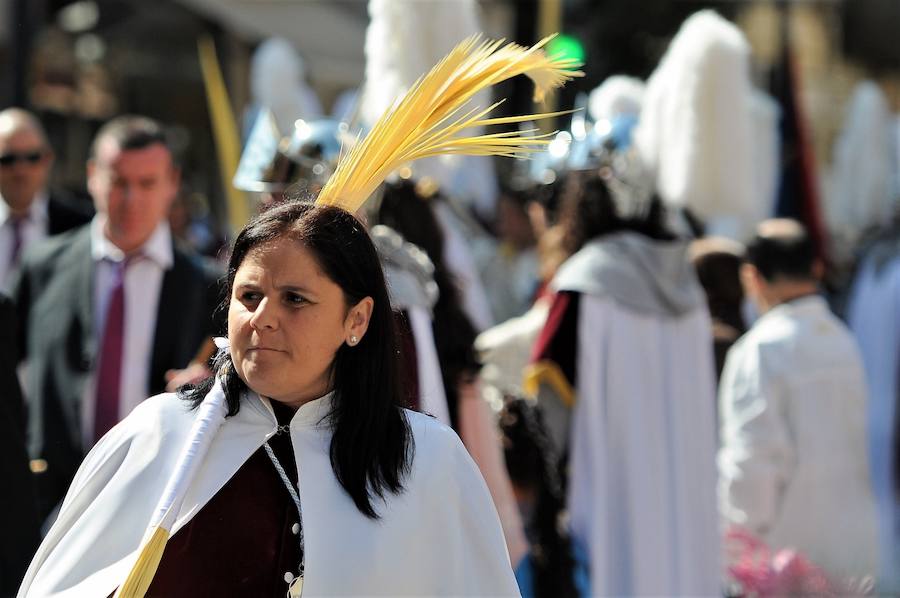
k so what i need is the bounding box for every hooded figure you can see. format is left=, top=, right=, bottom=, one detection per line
left=525, top=170, right=721, bottom=595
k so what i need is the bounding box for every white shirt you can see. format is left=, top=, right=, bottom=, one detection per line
left=718, top=295, right=879, bottom=580
left=0, top=191, right=49, bottom=292
left=79, top=217, right=173, bottom=448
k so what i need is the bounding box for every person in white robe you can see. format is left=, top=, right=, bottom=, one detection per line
left=526, top=172, right=721, bottom=595
left=719, top=219, right=879, bottom=585
left=20, top=201, right=519, bottom=598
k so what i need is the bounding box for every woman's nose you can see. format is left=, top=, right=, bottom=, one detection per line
left=249, top=297, right=278, bottom=330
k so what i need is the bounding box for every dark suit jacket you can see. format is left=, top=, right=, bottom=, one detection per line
left=13, top=224, right=224, bottom=519
left=46, top=190, right=93, bottom=236
left=0, top=294, right=40, bottom=596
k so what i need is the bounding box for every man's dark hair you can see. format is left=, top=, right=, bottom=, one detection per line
left=90, top=115, right=170, bottom=159
left=745, top=219, right=816, bottom=282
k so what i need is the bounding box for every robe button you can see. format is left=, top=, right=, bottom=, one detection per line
left=291, top=523, right=300, bottom=535
left=284, top=572, right=295, bottom=583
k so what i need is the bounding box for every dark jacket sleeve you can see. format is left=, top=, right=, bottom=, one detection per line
left=0, top=294, right=41, bottom=596
left=46, top=191, right=94, bottom=236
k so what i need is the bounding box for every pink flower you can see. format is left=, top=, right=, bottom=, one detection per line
left=723, top=526, right=860, bottom=597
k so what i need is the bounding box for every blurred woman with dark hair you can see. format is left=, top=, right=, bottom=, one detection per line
left=377, top=178, right=481, bottom=432
left=376, top=177, right=530, bottom=568
left=688, top=236, right=746, bottom=383
left=499, top=397, right=588, bottom=598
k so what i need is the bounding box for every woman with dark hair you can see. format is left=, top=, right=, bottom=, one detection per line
left=20, top=34, right=579, bottom=597
left=20, top=202, right=518, bottom=597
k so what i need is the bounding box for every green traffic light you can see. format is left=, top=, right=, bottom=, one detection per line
left=547, top=34, right=585, bottom=66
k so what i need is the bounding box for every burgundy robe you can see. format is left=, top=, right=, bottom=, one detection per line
left=143, top=401, right=302, bottom=597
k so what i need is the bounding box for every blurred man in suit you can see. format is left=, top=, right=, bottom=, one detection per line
left=0, top=108, right=92, bottom=291
left=14, top=115, right=222, bottom=521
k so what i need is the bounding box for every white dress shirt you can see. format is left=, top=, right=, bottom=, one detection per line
left=0, top=191, right=49, bottom=292
left=718, top=295, right=879, bottom=581
left=80, top=217, right=173, bottom=448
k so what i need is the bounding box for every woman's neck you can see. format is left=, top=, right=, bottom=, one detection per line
left=266, top=386, right=333, bottom=412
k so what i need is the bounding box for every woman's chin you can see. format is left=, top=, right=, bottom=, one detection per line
left=240, top=364, right=280, bottom=393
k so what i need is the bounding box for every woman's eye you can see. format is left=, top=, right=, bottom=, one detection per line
left=285, top=292, right=307, bottom=305
left=240, top=291, right=261, bottom=302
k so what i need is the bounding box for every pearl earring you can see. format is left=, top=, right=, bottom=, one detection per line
left=349, top=335, right=359, bottom=345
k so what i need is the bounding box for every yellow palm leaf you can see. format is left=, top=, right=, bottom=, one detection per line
left=316, top=33, right=583, bottom=212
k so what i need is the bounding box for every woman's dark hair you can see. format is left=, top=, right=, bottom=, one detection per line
left=518, top=175, right=568, bottom=227
left=182, top=201, right=413, bottom=519
left=557, top=171, right=674, bottom=256
left=500, top=397, right=579, bottom=597
left=376, top=179, right=479, bottom=431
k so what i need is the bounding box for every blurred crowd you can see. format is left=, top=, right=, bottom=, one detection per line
left=2, top=4, right=900, bottom=598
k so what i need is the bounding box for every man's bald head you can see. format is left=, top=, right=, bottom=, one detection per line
left=0, top=108, right=53, bottom=214
left=0, top=108, right=49, bottom=145
left=746, top=219, right=817, bottom=283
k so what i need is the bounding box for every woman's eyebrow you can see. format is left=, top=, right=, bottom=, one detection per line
left=276, top=284, right=316, bottom=295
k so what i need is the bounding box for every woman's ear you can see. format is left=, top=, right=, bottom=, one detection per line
left=344, top=297, right=374, bottom=346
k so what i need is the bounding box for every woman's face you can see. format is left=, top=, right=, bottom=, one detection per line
left=228, top=236, right=373, bottom=408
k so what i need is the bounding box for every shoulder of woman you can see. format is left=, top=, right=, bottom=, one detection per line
left=60, top=393, right=196, bottom=514
left=124, top=392, right=200, bottom=432
left=395, top=412, right=508, bottom=523
left=90, top=393, right=202, bottom=458
left=402, top=408, right=472, bottom=472
left=404, top=408, right=457, bottom=443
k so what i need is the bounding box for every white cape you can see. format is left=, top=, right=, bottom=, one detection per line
left=568, top=295, right=721, bottom=595
left=19, top=390, right=519, bottom=597
left=541, top=234, right=721, bottom=594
